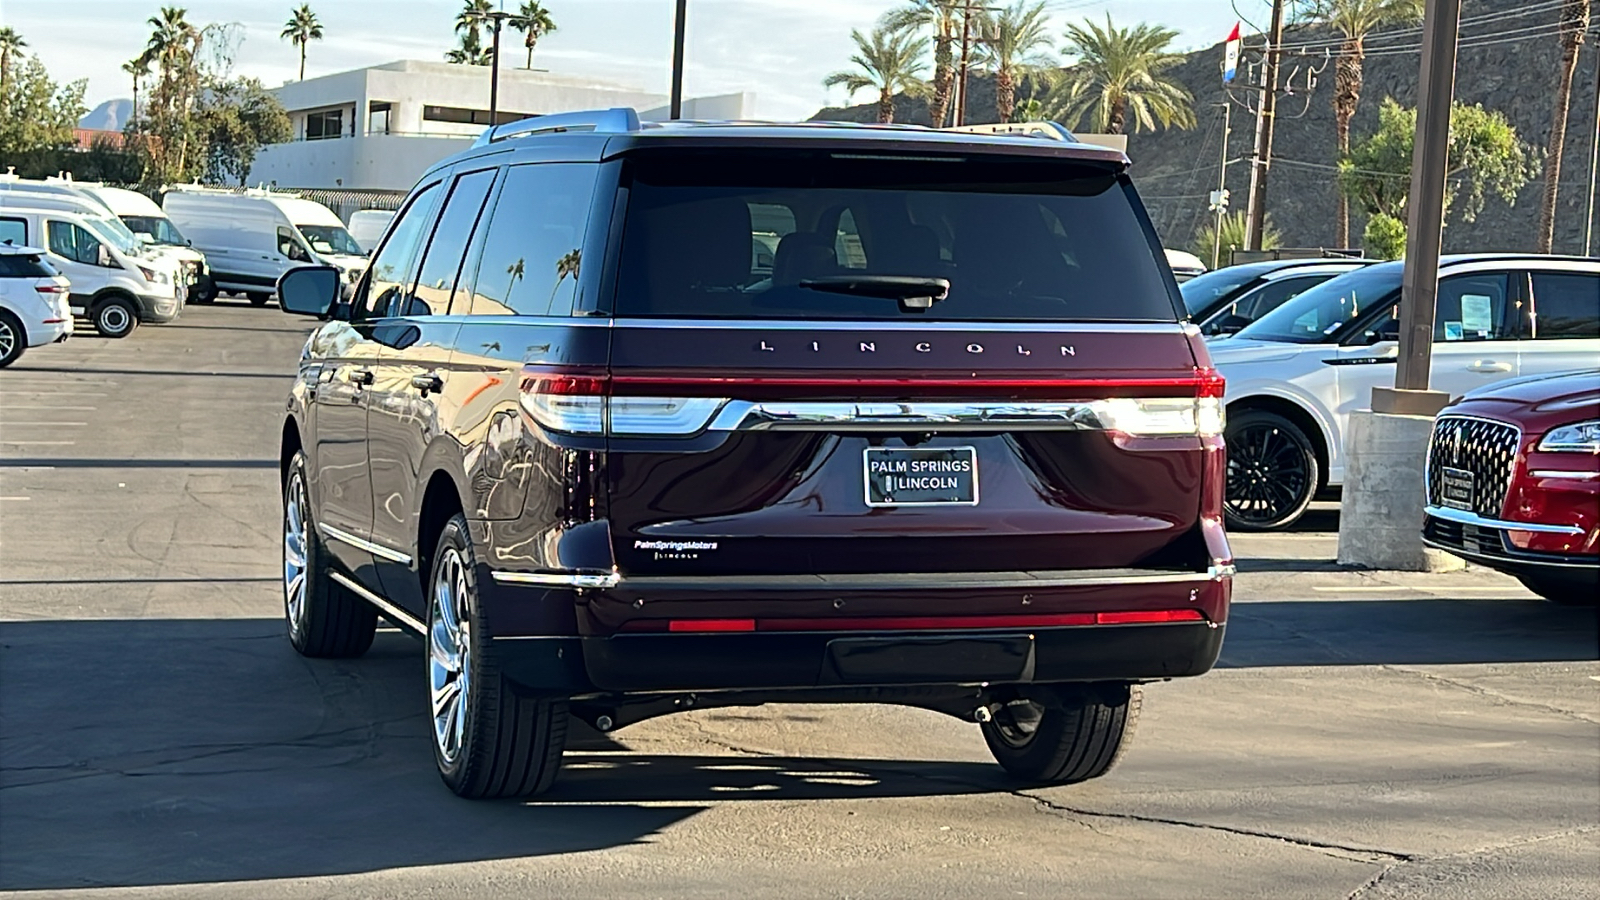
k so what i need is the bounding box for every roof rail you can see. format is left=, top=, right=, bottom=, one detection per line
left=473, top=107, right=642, bottom=147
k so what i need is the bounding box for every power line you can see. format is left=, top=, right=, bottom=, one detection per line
left=1277, top=0, right=1570, bottom=53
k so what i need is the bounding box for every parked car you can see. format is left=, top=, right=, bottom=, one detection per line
left=274, top=109, right=1234, bottom=799
left=72, top=184, right=215, bottom=303
left=0, top=207, right=184, bottom=337
left=1210, top=255, right=1600, bottom=530
left=0, top=180, right=205, bottom=297
left=346, top=209, right=395, bottom=254
left=164, top=187, right=368, bottom=305
left=0, top=244, right=72, bottom=366
left=1164, top=248, right=1208, bottom=282
left=1423, top=370, right=1599, bottom=605
left=1181, top=258, right=1370, bottom=336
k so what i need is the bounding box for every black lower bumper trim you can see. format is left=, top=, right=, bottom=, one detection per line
left=494, top=623, right=1225, bottom=694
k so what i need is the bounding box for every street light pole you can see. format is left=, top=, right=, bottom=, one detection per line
left=1213, top=102, right=1231, bottom=270
left=1585, top=39, right=1599, bottom=257
left=1373, top=0, right=1461, bottom=414
left=487, top=12, right=508, bottom=125
left=670, top=0, right=688, bottom=119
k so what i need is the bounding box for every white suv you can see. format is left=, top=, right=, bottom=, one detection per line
left=0, top=245, right=72, bottom=367
left=1210, top=254, right=1600, bottom=530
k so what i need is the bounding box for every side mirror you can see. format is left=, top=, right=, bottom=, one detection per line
left=96, top=245, right=113, bottom=267
left=278, top=265, right=340, bottom=318
left=1370, top=323, right=1400, bottom=344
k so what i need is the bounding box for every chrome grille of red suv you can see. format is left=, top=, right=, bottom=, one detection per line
left=1427, top=415, right=1520, bottom=518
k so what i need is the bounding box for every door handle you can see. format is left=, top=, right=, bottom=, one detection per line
left=351, top=368, right=375, bottom=386
left=1468, top=360, right=1512, bottom=373
left=410, top=373, right=444, bottom=395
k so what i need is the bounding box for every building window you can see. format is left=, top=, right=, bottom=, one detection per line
left=306, top=109, right=344, bottom=140
left=368, top=102, right=391, bottom=135
left=423, top=105, right=530, bottom=127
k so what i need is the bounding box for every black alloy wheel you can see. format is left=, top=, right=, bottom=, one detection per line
left=190, top=276, right=217, bottom=304
left=1224, top=409, right=1319, bottom=532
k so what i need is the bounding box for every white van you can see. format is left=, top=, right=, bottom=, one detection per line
left=163, top=188, right=368, bottom=305
left=346, top=209, right=395, bottom=254
left=71, top=184, right=215, bottom=302
left=0, top=178, right=206, bottom=296
left=0, top=190, right=195, bottom=299
left=0, top=207, right=182, bottom=337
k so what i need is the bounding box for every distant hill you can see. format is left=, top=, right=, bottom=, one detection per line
left=812, top=0, right=1599, bottom=256
left=79, top=99, right=131, bottom=133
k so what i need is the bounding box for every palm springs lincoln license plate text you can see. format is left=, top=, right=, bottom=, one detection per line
left=864, top=447, right=979, bottom=507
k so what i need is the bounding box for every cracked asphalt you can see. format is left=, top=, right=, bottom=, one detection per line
left=2, top=303, right=1596, bottom=899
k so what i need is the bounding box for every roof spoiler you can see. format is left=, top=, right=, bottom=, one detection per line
left=473, top=107, right=642, bottom=147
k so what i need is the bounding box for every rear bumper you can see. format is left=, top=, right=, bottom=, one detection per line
left=494, top=621, right=1226, bottom=695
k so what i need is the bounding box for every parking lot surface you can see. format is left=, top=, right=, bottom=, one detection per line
left=2, top=304, right=1596, bottom=899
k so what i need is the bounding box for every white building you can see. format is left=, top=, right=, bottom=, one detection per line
left=248, top=60, right=755, bottom=192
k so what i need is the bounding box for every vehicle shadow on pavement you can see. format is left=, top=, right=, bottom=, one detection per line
left=0, top=619, right=1007, bottom=891
left=1221, top=598, right=1599, bottom=667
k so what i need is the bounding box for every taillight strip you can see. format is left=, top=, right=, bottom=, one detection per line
left=627, top=609, right=1207, bottom=634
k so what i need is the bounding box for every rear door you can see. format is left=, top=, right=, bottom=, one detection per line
left=1521, top=268, right=1600, bottom=376
left=574, top=149, right=1216, bottom=580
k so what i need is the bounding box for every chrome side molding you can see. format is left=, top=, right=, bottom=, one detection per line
left=329, top=572, right=426, bottom=634
left=317, top=523, right=413, bottom=565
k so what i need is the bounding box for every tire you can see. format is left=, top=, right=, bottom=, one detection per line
left=93, top=297, right=138, bottom=338
left=248, top=292, right=272, bottom=307
left=983, top=684, right=1141, bottom=785
left=0, top=310, right=24, bottom=367
left=282, top=450, right=377, bottom=657
left=190, top=276, right=217, bottom=304
left=1224, top=409, right=1320, bottom=531
left=429, top=513, right=568, bottom=799
left=1517, top=573, right=1600, bottom=607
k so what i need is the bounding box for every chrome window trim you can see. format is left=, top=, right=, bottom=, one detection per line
left=491, top=570, right=622, bottom=589
left=707, top=400, right=1112, bottom=432
left=317, top=522, right=413, bottom=565
left=328, top=571, right=426, bottom=634
left=1423, top=505, right=1585, bottom=535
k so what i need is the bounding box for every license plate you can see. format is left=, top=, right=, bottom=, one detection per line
left=1440, top=467, right=1475, bottom=510
left=863, top=447, right=978, bottom=507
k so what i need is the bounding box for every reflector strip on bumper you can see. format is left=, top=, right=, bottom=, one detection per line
left=630, top=609, right=1207, bottom=633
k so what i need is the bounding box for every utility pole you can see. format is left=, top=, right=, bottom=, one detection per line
left=952, top=2, right=997, bottom=127
left=1586, top=39, right=1599, bottom=256
left=1244, top=0, right=1286, bottom=251
left=1374, top=0, right=1462, bottom=413
left=670, top=0, right=688, bottom=119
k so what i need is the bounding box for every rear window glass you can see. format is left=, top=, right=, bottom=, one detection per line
left=0, top=252, right=58, bottom=278
left=612, top=151, right=1178, bottom=322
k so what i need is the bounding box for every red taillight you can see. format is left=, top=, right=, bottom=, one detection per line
left=1196, top=367, right=1225, bottom=399
left=35, top=284, right=66, bottom=295
left=667, top=618, right=756, bottom=633
left=625, top=609, right=1208, bottom=634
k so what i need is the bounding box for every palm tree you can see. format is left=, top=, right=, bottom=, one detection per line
left=824, top=26, right=930, bottom=124
left=1309, top=0, right=1424, bottom=249
left=122, top=55, right=152, bottom=128
left=280, top=4, right=324, bottom=82
left=0, top=26, right=24, bottom=93
left=1049, top=14, right=1194, bottom=135
left=1537, top=0, right=1592, bottom=253
left=145, top=6, right=197, bottom=86
left=979, top=1, right=1054, bottom=123
left=882, top=1, right=963, bottom=127
left=509, top=1, right=557, bottom=70
left=448, top=0, right=495, bottom=65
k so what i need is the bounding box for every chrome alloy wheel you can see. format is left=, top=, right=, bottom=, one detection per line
left=0, top=319, right=16, bottom=361
left=98, top=303, right=131, bottom=335
left=282, top=472, right=309, bottom=639
left=990, top=698, right=1046, bottom=748
left=429, top=547, right=472, bottom=765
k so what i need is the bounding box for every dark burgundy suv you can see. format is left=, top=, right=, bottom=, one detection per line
left=274, top=109, right=1234, bottom=799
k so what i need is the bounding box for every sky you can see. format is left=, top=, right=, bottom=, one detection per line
left=0, top=0, right=1252, bottom=121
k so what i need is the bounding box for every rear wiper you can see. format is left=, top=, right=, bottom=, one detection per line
left=797, top=275, right=950, bottom=313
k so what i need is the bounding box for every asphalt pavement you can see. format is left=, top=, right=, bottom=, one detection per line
left=1, top=302, right=1596, bottom=899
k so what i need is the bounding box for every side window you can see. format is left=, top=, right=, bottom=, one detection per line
left=463, top=163, right=598, bottom=317
left=47, top=222, right=105, bottom=266
left=1435, top=273, right=1511, bottom=342
left=0, top=217, right=26, bottom=247
left=409, top=168, right=497, bottom=316
left=1530, top=272, right=1600, bottom=339
left=277, top=227, right=311, bottom=262
left=356, top=181, right=441, bottom=320
left=1239, top=276, right=1317, bottom=319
